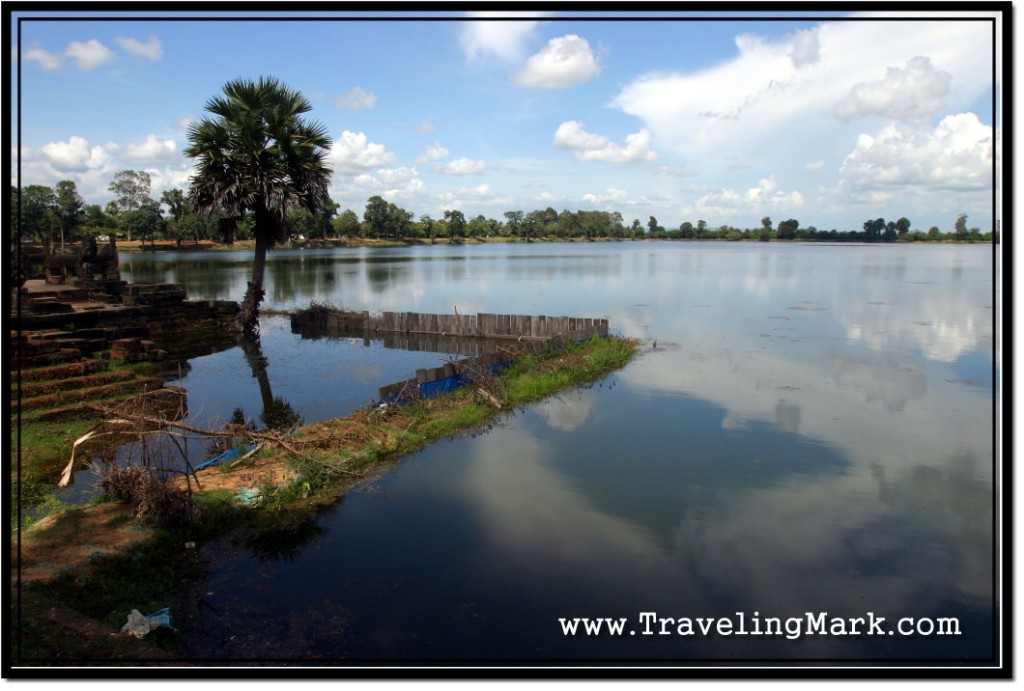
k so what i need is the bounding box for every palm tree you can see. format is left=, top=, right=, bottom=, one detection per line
left=185, top=76, right=332, bottom=333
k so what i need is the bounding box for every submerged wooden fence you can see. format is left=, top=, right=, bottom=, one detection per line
left=292, top=309, right=608, bottom=343
left=290, top=308, right=610, bottom=402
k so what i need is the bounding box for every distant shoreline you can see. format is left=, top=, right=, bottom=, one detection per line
left=98, top=235, right=994, bottom=253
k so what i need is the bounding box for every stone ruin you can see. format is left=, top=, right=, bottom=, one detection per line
left=36, top=235, right=125, bottom=300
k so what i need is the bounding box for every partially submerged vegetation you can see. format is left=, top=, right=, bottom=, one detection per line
left=12, top=359, right=173, bottom=531
left=12, top=334, right=638, bottom=662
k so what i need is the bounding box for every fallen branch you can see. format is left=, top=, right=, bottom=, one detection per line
left=80, top=402, right=365, bottom=479
left=58, top=421, right=135, bottom=487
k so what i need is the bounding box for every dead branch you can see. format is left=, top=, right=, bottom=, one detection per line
left=80, top=402, right=365, bottom=479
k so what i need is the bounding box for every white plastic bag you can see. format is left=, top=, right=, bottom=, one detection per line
left=121, top=609, right=151, bottom=638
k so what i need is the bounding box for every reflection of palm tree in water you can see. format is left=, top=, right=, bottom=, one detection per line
left=237, top=333, right=301, bottom=432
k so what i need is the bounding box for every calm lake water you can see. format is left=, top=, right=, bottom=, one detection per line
left=118, top=241, right=996, bottom=664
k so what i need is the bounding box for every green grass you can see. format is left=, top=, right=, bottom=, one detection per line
left=12, top=359, right=176, bottom=529
left=502, top=336, right=636, bottom=405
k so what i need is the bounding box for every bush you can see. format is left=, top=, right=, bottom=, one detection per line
left=98, top=464, right=200, bottom=532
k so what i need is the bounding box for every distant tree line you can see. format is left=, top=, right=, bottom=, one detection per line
left=11, top=173, right=995, bottom=249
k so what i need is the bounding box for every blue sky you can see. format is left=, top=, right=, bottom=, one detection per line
left=11, top=9, right=1000, bottom=232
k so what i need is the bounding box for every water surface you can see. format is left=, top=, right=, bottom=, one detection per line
left=118, top=242, right=996, bottom=663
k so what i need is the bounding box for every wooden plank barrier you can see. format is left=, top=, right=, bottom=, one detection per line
left=293, top=309, right=609, bottom=343
left=290, top=307, right=610, bottom=402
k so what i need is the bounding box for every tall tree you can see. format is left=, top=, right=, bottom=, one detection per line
left=185, top=76, right=333, bottom=333
left=54, top=180, right=84, bottom=250
left=20, top=185, right=58, bottom=247
left=385, top=202, right=413, bottom=239
left=161, top=188, right=188, bottom=222
left=108, top=170, right=152, bottom=215
left=418, top=213, right=435, bottom=242
left=123, top=199, right=165, bottom=246
left=363, top=195, right=390, bottom=238
left=777, top=218, right=799, bottom=240
left=523, top=210, right=542, bottom=242
left=444, top=209, right=466, bottom=242
left=503, top=210, right=524, bottom=238
left=83, top=203, right=115, bottom=230
left=863, top=217, right=885, bottom=241
left=333, top=208, right=360, bottom=237
left=954, top=213, right=969, bottom=240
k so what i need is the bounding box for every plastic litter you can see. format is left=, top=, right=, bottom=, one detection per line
left=121, top=609, right=150, bottom=638
left=121, top=607, right=175, bottom=638
left=192, top=446, right=240, bottom=472
left=146, top=608, right=174, bottom=632
left=234, top=487, right=262, bottom=505
left=192, top=442, right=262, bottom=472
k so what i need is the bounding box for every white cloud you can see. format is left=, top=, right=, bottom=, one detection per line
left=415, top=142, right=449, bottom=164
left=513, top=34, right=601, bottom=88
left=329, top=130, right=397, bottom=173
left=437, top=184, right=508, bottom=213
left=15, top=134, right=200, bottom=206
left=452, top=184, right=496, bottom=199
left=460, top=12, right=543, bottom=63
left=21, top=44, right=63, bottom=71
left=696, top=176, right=804, bottom=218
left=805, top=160, right=826, bottom=172
left=789, top=27, right=821, bottom=68
left=115, top=36, right=163, bottom=60
left=582, top=188, right=629, bottom=205
left=553, top=121, right=657, bottom=164
left=612, top=21, right=992, bottom=160
left=121, top=134, right=178, bottom=163
left=65, top=39, right=115, bottom=70
left=834, top=56, right=951, bottom=122
left=412, top=122, right=436, bottom=134
left=838, top=113, right=992, bottom=192
left=40, top=136, right=111, bottom=171
left=335, top=87, right=378, bottom=112
left=552, top=120, right=607, bottom=150
left=146, top=166, right=194, bottom=197
left=348, top=167, right=424, bottom=200
left=376, top=166, right=421, bottom=187
left=438, top=157, right=486, bottom=175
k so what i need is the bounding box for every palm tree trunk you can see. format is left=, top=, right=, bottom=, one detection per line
left=236, top=234, right=268, bottom=333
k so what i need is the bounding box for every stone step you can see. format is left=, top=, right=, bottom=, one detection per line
left=34, top=386, right=187, bottom=422
left=18, top=370, right=136, bottom=399
left=12, top=358, right=110, bottom=383
left=16, top=376, right=166, bottom=412
left=12, top=348, right=83, bottom=369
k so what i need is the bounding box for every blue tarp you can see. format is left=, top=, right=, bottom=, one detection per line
left=387, top=359, right=517, bottom=403
left=192, top=446, right=240, bottom=472
left=381, top=338, right=601, bottom=405
left=419, top=373, right=469, bottom=399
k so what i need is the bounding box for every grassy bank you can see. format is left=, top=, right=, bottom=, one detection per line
left=12, top=359, right=172, bottom=531
left=12, top=335, right=639, bottom=663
